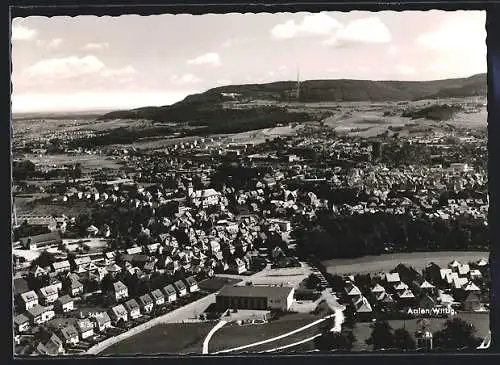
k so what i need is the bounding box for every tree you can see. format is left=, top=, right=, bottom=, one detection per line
left=433, top=318, right=481, bottom=350
left=32, top=250, right=56, bottom=268
left=393, top=328, right=416, bottom=350
left=366, top=321, right=394, bottom=350
left=314, top=329, right=356, bottom=352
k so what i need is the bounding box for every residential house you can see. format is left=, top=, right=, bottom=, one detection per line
left=20, top=290, right=39, bottom=310
left=60, top=325, right=80, bottom=346
left=72, top=256, right=91, bottom=273
left=469, top=270, right=483, bottom=280
left=150, top=289, right=165, bottom=307
left=385, top=272, right=401, bottom=286
left=38, top=285, right=59, bottom=305
left=76, top=318, right=94, bottom=339
left=230, top=258, right=247, bottom=274
left=448, top=260, right=461, bottom=270
left=48, top=277, right=63, bottom=292
left=370, top=284, right=386, bottom=300
left=124, top=299, right=142, bottom=319
left=185, top=276, right=199, bottom=293
left=110, top=304, right=128, bottom=324
left=112, top=281, right=129, bottom=302
left=93, top=312, right=112, bottom=332
left=14, top=313, right=30, bottom=333
left=174, top=280, right=188, bottom=297
left=104, top=251, right=117, bottom=265
left=457, top=264, right=470, bottom=277
left=463, top=281, right=481, bottom=294
left=52, top=260, right=71, bottom=274
left=138, top=294, right=154, bottom=314
left=55, top=294, right=75, bottom=313
left=352, top=295, right=373, bottom=320
left=463, top=293, right=481, bottom=311
left=36, top=334, right=65, bottom=356
left=30, top=265, right=48, bottom=278
left=398, top=289, right=416, bottom=307
left=26, top=305, right=55, bottom=325
left=344, top=282, right=362, bottom=297
left=163, top=284, right=177, bottom=303
left=66, top=278, right=84, bottom=297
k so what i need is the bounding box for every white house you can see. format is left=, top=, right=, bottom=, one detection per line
left=20, top=290, right=39, bottom=310
left=26, top=305, right=55, bottom=325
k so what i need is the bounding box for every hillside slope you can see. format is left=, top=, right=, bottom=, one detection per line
left=98, top=74, right=486, bottom=128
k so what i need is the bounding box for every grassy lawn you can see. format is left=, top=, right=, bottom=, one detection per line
left=249, top=319, right=325, bottom=353
left=209, top=313, right=321, bottom=353
left=323, top=251, right=489, bottom=275
left=101, top=322, right=214, bottom=355
left=351, top=312, right=490, bottom=352
left=198, top=277, right=242, bottom=292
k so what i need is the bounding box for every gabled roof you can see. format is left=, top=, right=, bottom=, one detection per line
left=458, top=264, right=470, bottom=275
left=124, top=299, right=140, bottom=311
left=163, top=284, right=176, bottom=295
left=448, top=260, right=461, bottom=268
left=420, top=280, right=435, bottom=289
left=174, top=280, right=186, bottom=290
left=138, top=294, right=153, bottom=306
left=440, top=268, right=452, bottom=279
left=344, top=282, right=361, bottom=296
left=185, top=276, right=197, bottom=286
left=150, top=289, right=164, bottom=300
left=464, top=282, right=481, bottom=292
left=113, top=281, right=128, bottom=292
left=385, top=272, right=400, bottom=283
left=371, top=283, right=385, bottom=293
left=57, top=294, right=74, bottom=305
left=76, top=318, right=94, bottom=332
left=477, top=258, right=488, bottom=266
left=14, top=313, right=30, bottom=326
left=39, top=285, right=58, bottom=297
left=399, top=289, right=415, bottom=298
left=111, top=304, right=127, bottom=316
left=52, top=261, right=70, bottom=270
left=355, top=296, right=373, bottom=313
left=21, top=290, right=38, bottom=303
left=394, top=282, right=408, bottom=290
left=94, top=312, right=111, bottom=325
left=61, top=325, right=79, bottom=340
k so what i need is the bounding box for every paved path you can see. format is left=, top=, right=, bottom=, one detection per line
left=214, top=313, right=336, bottom=354
left=202, top=320, right=227, bottom=354
left=258, top=308, right=345, bottom=354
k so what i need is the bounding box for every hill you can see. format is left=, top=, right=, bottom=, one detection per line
left=97, top=74, right=486, bottom=132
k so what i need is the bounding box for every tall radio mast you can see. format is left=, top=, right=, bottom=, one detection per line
left=296, top=65, right=301, bottom=102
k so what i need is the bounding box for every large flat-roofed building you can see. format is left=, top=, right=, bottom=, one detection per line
left=216, top=285, right=294, bottom=312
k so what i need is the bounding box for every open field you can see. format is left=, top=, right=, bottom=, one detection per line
left=323, top=251, right=489, bottom=275
left=14, top=201, right=95, bottom=216
left=198, top=277, right=242, bottom=292
left=25, top=153, right=124, bottom=171
left=351, top=312, right=490, bottom=351
left=101, top=322, right=214, bottom=355
left=209, top=313, right=321, bottom=353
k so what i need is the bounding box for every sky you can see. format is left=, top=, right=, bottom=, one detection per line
left=11, top=10, right=486, bottom=113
